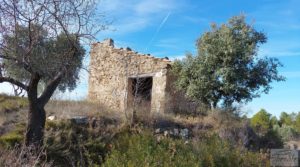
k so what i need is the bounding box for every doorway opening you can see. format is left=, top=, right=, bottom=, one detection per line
left=127, top=77, right=153, bottom=112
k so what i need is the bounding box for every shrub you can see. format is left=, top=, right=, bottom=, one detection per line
left=103, top=130, right=200, bottom=167
left=0, top=123, right=25, bottom=148
left=103, top=131, right=269, bottom=167
left=0, top=146, right=52, bottom=167
left=44, top=120, right=109, bottom=166
left=273, top=124, right=298, bottom=141
left=259, top=129, right=283, bottom=149
left=250, top=109, right=271, bottom=135
left=0, top=132, right=23, bottom=148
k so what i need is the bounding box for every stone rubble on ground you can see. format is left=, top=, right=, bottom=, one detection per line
left=155, top=128, right=190, bottom=139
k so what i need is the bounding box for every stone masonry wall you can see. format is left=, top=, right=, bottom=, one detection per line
left=88, top=39, right=171, bottom=113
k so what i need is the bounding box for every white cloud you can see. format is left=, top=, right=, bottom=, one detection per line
left=134, top=0, right=177, bottom=16
left=108, top=17, right=150, bottom=35
left=155, top=38, right=180, bottom=49
left=98, top=0, right=182, bottom=36
left=169, top=55, right=185, bottom=61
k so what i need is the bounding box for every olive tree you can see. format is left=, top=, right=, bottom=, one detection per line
left=0, top=0, right=105, bottom=146
left=172, top=15, right=285, bottom=108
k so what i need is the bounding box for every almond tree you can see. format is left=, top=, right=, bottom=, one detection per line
left=0, top=0, right=105, bottom=147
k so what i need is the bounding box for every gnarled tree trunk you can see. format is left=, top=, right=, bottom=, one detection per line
left=25, top=100, right=46, bottom=146
left=24, top=73, right=62, bottom=147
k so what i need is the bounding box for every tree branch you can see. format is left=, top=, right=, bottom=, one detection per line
left=0, top=54, right=34, bottom=74
left=38, top=71, right=63, bottom=107
left=0, top=76, right=28, bottom=91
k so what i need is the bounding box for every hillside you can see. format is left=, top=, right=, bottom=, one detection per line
left=0, top=94, right=271, bottom=166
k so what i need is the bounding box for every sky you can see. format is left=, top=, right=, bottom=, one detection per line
left=0, top=0, right=299, bottom=117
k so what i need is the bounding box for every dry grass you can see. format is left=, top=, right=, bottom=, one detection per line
left=45, top=100, right=123, bottom=121
left=0, top=94, right=28, bottom=135
left=0, top=93, right=243, bottom=134
left=0, top=94, right=245, bottom=142
left=0, top=145, right=52, bottom=167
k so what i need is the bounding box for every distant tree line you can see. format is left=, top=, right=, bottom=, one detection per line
left=251, top=109, right=300, bottom=142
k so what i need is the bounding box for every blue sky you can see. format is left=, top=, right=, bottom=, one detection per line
left=1, top=0, right=299, bottom=117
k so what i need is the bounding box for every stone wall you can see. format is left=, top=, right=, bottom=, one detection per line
left=88, top=39, right=172, bottom=113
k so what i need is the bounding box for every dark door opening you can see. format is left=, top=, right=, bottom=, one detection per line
left=131, top=77, right=153, bottom=101
left=127, top=76, right=153, bottom=112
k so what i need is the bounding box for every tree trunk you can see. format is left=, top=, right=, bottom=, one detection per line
left=25, top=99, right=46, bottom=147
left=24, top=72, right=62, bottom=147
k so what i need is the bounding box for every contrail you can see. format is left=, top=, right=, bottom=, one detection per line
left=145, top=12, right=171, bottom=52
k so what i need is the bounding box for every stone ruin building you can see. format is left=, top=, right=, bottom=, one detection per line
left=88, top=39, right=192, bottom=113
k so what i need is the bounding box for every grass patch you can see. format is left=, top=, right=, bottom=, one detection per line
left=0, top=94, right=28, bottom=113
left=44, top=120, right=111, bottom=166
left=0, top=123, right=26, bottom=148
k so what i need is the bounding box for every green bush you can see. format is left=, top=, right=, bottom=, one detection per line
left=44, top=120, right=109, bottom=167
left=0, top=123, right=25, bottom=148
left=250, top=109, right=272, bottom=135
left=273, top=124, right=297, bottom=141
left=0, top=132, right=23, bottom=148
left=0, top=119, right=270, bottom=166
left=103, top=131, right=199, bottom=167
left=259, top=129, right=283, bottom=149
left=103, top=131, right=269, bottom=167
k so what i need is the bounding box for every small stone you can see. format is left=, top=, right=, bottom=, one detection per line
left=47, top=115, right=56, bottom=121
left=174, top=128, right=179, bottom=136
left=164, top=130, right=168, bottom=137
left=180, top=128, right=189, bottom=139
left=155, top=128, right=161, bottom=133
left=156, top=136, right=162, bottom=143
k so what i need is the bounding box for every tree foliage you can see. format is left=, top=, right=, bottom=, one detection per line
left=172, top=15, right=285, bottom=108
left=3, top=25, right=85, bottom=93
left=279, top=112, right=293, bottom=126
left=250, top=109, right=271, bottom=134
left=270, top=116, right=278, bottom=126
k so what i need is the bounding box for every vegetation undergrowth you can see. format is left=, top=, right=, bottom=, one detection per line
left=0, top=122, right=26, bottom=148
left=0, top=95, right=271, bottom=166
left=0, top=119, right=270, bottom=167
left=104, top=129, right=269, bottom=167
left=44, top=120, right=114, bottom=166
